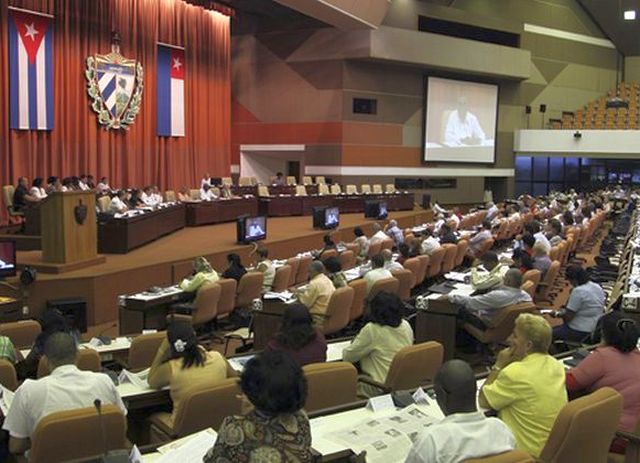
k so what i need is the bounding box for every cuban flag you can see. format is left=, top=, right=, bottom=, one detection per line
left=157, top=44, right=185, bottom=137
left=8, top=8, right=54, bottom=131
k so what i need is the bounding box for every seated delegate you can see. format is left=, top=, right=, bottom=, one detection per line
left=148, top=320, right=234, bottom=426
left=405, top=360, right=515, bottom=463
left=362, top=254, right=393, bottom=294
left=221, top=253, right=247, bottom=282
left=448, top=268, right=532, bottom=328
left=479, top=313, right=567, bottom=457
left=551, top=265, right=605, bottom=342
left=266, top=303, right=327, bottom=366
left=203, top=350, right=312, bottom=462
left=296, top=261, right=335, bottom=327
left=470, top=251, right=508, bottom=292
left=179, top=256, right=219, bottom=296
left=342, top=292, right=413, bottom=398
left=566, top=311, right=640, bottom=454
left=3, top=332, right=126, bottom=456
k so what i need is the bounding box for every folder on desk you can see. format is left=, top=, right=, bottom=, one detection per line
left=426, top=282, right=454, bottom=294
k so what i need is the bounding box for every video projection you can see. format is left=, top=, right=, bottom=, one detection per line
left=423, top=77, right=498, bottom=163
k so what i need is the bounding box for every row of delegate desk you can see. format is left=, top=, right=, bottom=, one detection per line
left=22, top=191, right=414, bottom=254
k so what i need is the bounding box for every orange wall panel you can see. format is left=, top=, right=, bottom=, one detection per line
left=342, top=122, right=404, bottom=145
left=232, top=122, right=343, bottom=145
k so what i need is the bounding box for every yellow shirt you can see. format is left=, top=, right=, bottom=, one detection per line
left=148, top=340, right=229, bottom=424
left=297, top=274, right=335, bottom=325
left=482, top=353, right=567, bottom=457
left=179, top=270, right=219, bottom=293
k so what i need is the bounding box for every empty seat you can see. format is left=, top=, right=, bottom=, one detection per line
left=318, top=184, right=330, bottom=195
left=295, top=185, right=307, bottom=196
left=296, top=255, right=313, bottom=285
left=315, top=176, right=326, bottom=184
left=235, top=272, right=264, bottom=309
left=0, top=320, right=41, bottom=349
left=302, top=176, right=312, bottom=185
left=322, top=286, right=355, bottom=335
left=0, top=359, right=18, bottom=391
left=272, top=265, right=292, bottom=292
left=391, top=269, right=415, bottom=301
left=360, top=184, right=371, bottom=194
left=330, top=184, right=341, bottom=195
left=368, top=277, right=400, bottom=300
left=385, top=184, right=396, bottom=193
left=348, top=279, right=367, bottom=323
left=346, top=185, right=357, bottom=195
left=127, top=331, right=167, bottom=372
left=286, top=176, right=297, bottom=185
left=303, top=362, right=358, bottom=413
left=372, top=184, right=383, bottom=194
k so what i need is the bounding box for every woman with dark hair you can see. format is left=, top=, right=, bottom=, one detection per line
left=396, top=242, right=411, bottom=265
left=16, top=309, right=78, bottom=380
left=127, top=189, right=145, bottom=209
left=148, top=320, right=233, bottom=425
left=267, top=303, right=327, bottom=366
left=552, top=265, right=605, bottom=342
left=566, top=311, right=640, bottom=453
left=511, top=248, right=534, bottom=274
left=315, top=234, right=337, bottom=260
left=203, top=350, right=311, bottom=462
left=222, top=253, right=247, bottom=282
left=323, top=256, right=347, bottom=288
left=342, top=291, right=413, bottom=397
left=352, top=227, right=369, bottom=261
left=29, top=177, right=47, bottom=199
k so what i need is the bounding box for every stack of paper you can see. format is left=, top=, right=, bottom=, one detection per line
left=263, top=291, right=295, bottom=302
left=118, top=368, right=150, bottom=389
left=155, top=428, right=218, bottom=462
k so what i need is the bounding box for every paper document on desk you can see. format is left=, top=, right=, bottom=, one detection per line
left=344, top=268, right=361, bottom=281
left=321, top=405, right=439, bottom=463
left=228, top=355, right=254, bottom=373
left=444, top=272, right=468, bottom=282
left=263, top=291, right=294, bottom=302
left=156, top=428, right=217, bottom=461
left=0, top=384, right=14, bottom=415
left=118, top=368, right=150, bottom=389
left=448, top=283, right=475, bottom=297
left=326, top=340, right=351, bottom=362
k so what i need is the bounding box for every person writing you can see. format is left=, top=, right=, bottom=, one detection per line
left=479, top=313, right=567, bottom=457
left=203, top=350, right=311, bottom=462
left=444, top=96, right=486, bottom=146
left=342, top=292, right=413, bottom=397
left=266, top=304, right=327, bottom=366
left=566, top=311, right=640, bottom=454
left=148, top=321, right=234, bottom=427
left=406, top=360, right=515, bottom=463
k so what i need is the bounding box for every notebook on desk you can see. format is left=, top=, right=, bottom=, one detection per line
left=426, top=282, right=455, bottom=294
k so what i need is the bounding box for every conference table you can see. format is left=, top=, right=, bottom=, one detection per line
left=258, top=192, right=415, bottom=217
left=184, top=196, right=258, bottom=226
left=98, top=203, right=186, bottom=254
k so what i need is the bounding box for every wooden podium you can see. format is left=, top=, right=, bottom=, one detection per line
left=37, top=191, right=106, bottom=273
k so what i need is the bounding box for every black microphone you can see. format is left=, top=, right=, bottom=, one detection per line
left=93, top=399, right=129, bottom=463
left=94, top=399, right=109, bottom=459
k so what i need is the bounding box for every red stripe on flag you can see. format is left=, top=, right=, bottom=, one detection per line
left=170, top=48, right=185, bottom=80
left=11, top=10, right=50, bottom=65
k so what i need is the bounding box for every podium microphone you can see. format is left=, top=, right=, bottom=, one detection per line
left=93, top=399, right=129, bottom=463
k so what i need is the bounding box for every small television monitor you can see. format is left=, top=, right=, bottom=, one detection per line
left=364, top=200, right=388, bottom=220
left=0, top=239, right=17, bottom=279
left=237, top=215, right=267, bottom=244
left=313, top=206, right=340, bottom=229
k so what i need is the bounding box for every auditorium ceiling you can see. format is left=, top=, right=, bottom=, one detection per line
left=577, top=0, right=640, bottom=56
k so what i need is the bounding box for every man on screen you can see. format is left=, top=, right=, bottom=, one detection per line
left=248, top=219, right=265, bottom=237
left=326, top=210, right=338, bottom=226
left=444, top=96, right=486, bottom=146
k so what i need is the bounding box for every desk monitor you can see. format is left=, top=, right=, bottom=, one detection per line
left=364, top=201, right=388, bottom=220
left=0, top=239, right=17, bottom=279
left=237, top=215, right=267, bottom=244
left=313, top=206, right=340, bottom=230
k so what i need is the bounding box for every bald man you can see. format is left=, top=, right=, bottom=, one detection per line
left=405, top=360, right=515, bottom=463
left=296, top=261, right=335, bottom=327
left=443, top=96, right=486, bottom=146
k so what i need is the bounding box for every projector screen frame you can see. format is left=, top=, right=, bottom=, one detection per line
left=421, top=74, right=500, bottom=165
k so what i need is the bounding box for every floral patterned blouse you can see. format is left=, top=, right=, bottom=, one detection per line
left=203, top=410, right=312, bottom=463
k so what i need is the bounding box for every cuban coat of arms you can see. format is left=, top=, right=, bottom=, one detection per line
left=85, top=37, right=143, bottom=130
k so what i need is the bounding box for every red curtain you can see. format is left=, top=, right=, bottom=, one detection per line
left=0, top=0, right=231, bottom=220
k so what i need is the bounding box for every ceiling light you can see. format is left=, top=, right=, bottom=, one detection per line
left=624, top=10, right=636, bottom=20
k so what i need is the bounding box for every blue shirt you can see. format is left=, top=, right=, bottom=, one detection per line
left=566, top=281, right=605, bottom=333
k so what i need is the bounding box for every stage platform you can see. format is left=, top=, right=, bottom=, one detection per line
left=8, top=208, right=432, bottom=332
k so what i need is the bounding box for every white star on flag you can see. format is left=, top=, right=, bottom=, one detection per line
left=24, top=23, right=39, bottom=40
left=172, top=58, right=182, bottom=70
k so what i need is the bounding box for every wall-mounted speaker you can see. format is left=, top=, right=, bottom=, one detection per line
left=353, top=98, right=377, bottom=115
left=539, top=104, right=547, bottom=113
left=525, top=105, right=531, bottom=114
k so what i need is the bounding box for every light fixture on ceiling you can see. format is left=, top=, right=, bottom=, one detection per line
left=624, top=9, right=636, bottom=20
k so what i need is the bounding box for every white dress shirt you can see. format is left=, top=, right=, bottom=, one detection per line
left=3, top=364, right=126, bottom=439
left=200, top=188, right=217, bottom=201
left=29, top=187, right=47, bottom=199
left=405, top=411, right=515, bottom=463
left=444, top=110, right=486, bottom=145
left=421, top=236, right=441, bottom=256
left=78, top=181, right=90, bottom=191
left=201, top=177, right=212, bottom=189
left=385, top=261, right=404, bottom=273
left=108, top=196, right=127, bottom=214
left=96, top=182, right=111, bottom=194
left=533, top=231, right=551, bottom=253
left=363, top=267, right=393, bottom=293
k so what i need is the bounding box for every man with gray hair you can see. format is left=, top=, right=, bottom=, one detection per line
left=3, top=332, right=126, bottom=456
left=448, top=268, right=532, bottom=328
left=369, top=222, right=388, bottom=246
left=296, top=260, right=336, bottom=327
left=381, top=249, right=403, bottom=273
left=384, top=219, right=404, bottom=247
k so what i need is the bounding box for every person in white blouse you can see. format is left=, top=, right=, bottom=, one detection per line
left=96, top=177, right=112, bottom=194
left=201, top=173, right=212, bottom=189
left=444, top=96, right=486, bottom=146
left=200, top=184, right=217, bottom=201
left=77, top=175, right=90, bottom=191
left=150, top=185, right=163, bottom=205
left=29, top=178, right=47, bottom=200
left=107, top=190, right=129, bottom=214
